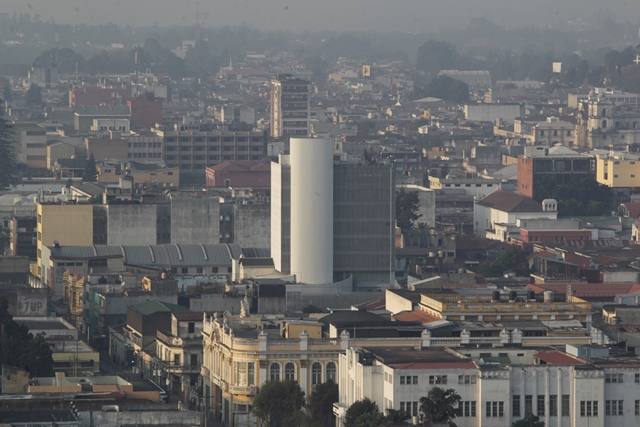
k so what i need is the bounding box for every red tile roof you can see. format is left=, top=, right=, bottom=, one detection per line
left=393, top=311, right=441, bottom=324
left=534, top=351, right=585, bottom=365
left=620, top=203, right=640, bottom=218
left=390, top=361, right=478, bottom=370
left=208, top=161, right=270, bottom=172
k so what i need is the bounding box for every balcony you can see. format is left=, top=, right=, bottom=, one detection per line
left=228, top=385, right=257, bottom=396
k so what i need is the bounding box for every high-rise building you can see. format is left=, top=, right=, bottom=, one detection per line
left=271, top=138, right=395, bottom=289
left=269, top=74, right=310, bottom=138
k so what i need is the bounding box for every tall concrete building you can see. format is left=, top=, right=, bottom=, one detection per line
left=271, top=138, right=395, bottom=289
left=269, top=74, right=310, bottom=138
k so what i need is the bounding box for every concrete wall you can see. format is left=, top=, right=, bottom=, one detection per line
left=271, top=157, right=290, bottom=273
left=170, top=193, right=220, bottom=245
left=107, top=204, right=158, bottom=245
left=464, top=103, right=523, bottom=123
left=93, top=410, right=200, bottom=427
left=286, top=291, right=385, bottom=312
left=400, top=185, right=435, bottom=227
left=233, top=204, right=270, bottom=248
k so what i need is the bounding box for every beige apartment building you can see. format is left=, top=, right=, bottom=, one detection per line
left=36, top=203, right=93, bottom=277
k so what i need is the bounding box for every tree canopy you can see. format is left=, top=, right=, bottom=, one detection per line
left=252, top=380, right=306, bottom=427
left=479, top=247, right=531, bottom=277
left=0, top=103, right=20, bottom=190
left=533, top=176, right=612, bottom=217
left=307, top=380, right=339, bottom=427
left=416, top=40, right=460, bottom=79
left=512, top=413, right=545, bottom=427
left=419, top=387, right=462, bottom=427
left=0, top=295, right=54, bottom=376
left=25, top=83, right=43, bottom=106
left=414, top=75, right=469, bottom=103
left=83, top=154, right=98, bottom=183
left=345, top=398, right=379, bottom=427
left=396, top=189, right=422, bottom=230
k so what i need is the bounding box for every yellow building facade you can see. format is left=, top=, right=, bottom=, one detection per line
left=36, top=203, right=93, bottom=277
left=596, top=156, right=640, bottom=187
left=201, top=314, right=428, bottom=427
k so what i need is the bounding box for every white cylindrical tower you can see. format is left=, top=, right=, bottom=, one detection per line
left=290, top=137, right=334, bottom=285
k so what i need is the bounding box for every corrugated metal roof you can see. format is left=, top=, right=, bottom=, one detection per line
left=48, top=243, right=252, bottom=266
left=390, top=361, right=478, bottom=370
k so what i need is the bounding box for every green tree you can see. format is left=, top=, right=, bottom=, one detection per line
left=415, top=75, right=469, bottom=104
left=345, top=398, right=379, bottom=427
left=0, top=103, right=20, bottom=190
left=416, top=40, right=460, bottom=79
left=384, top=409, right=410, bottom=424
left=252, top=380, right=306, bottom=427
left=2, top=85, right=12, bottom=102
left=308, top=380, right=339, bottom=427
left=83, top=154, right=97, bottom=182
left=396, top=189, right=421, bottom=230
left=512, top=413, right=545, bottom=427
left=354, top=412, right=385, bottom=427
left=0, top=295, right=54, bottom=376
left=419, top=387, right=462, bottom=427
left=25, top=83, right=43, bottom=106
left=479, top=247, right=531, bottom=277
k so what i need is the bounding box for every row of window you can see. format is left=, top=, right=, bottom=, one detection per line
left=539, top=130, right=572, bottom=137
left=129, top=142, right=162, bottom=148
left=513, top=395, right=568, bottom=417
left=166, top=146, right=263, bottom=152
left=443, top=183, right=494, bottom=188
left=269, top=361, right=336, bottom=385
left=129, top=153, right=162, bottom=159
left=165, top=137, right=263, bottom=143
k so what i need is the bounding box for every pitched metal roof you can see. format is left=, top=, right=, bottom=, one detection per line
left=48, top=243, right=247, bottom=266
left=476, top=190, right=543, bottom=213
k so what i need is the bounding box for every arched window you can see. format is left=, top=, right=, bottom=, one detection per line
left=270, top=363, right=280, bottom=381
left=602, top=108, right=607, bottom=117
left=311, top=362, right=322, bottom=385
left=285, top=362, right=296, bottom=380
left=326, top=362, right=336, bottom=383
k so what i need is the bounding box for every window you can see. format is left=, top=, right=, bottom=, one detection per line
left=400, top=376, right=405, bottom=385
left=174, top=354, right=180, bottom=365
left=635, top=400, right=639, bottom=416
left=188, top=322, right=195, bottom=333
left=270, top=363, right=280, bottom=381
left=562, top=395, right=570, bottom=417
left=460, top=401, right=476, bottom=417
left=400, top=402, right=419, bottom=417
left=635, top=374, right=640, bottom=383
left=311, top=362, right=322, bottom=385
left=412, top=376, right=418, bottom=385
left=525, top=395, right=533, bottom=415
left=182, top=267, right=188, bottom=274
left=606, top=400, right=623, bottom=416
left=248, top=362, right=255, bottom=386
left=537, top=395, right=545, bottom=416
left=513, top=395, right=521, bottom=417
left=326, top=362, right=336, bottom=382
left=458, top=375, right=476, bottom=384
left=197, top=267, right=203, bottom=274
left=191, top=354, right=198, bottom=366
left=606, top=373, right=624, bottom=383
left=429, top=375, right=447, bottom=385
left=285, top=362, right=296, bottom=380
left=580, top=401, right=598, bottom=417
left=550, top=395, right=558, bottom=416
left=486, top=401, right=504, bottom=417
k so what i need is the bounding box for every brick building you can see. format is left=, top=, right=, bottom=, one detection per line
left=128, top=93, right=162, bottom=129
left=205, top=161, right=270, bottom=187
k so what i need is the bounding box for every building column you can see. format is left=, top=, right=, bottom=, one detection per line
left=299, top=360, right=308, bottom=395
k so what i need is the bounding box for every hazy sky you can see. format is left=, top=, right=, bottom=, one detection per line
left=4, top=0, right=640, bottom=32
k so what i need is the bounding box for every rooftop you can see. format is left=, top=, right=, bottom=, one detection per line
left=131, top=301, right=190, bottom=316
left=476, top=190, right=543, bottom=213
